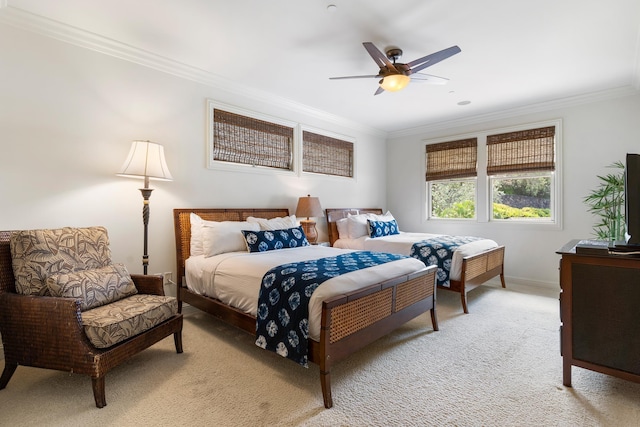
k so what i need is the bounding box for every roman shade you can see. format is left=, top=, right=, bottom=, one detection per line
left=487, top=126, right=555, bottom=175
left=426, top=138, right=478, bottom=181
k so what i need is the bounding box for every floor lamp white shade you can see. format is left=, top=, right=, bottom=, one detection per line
left=117, top=140, right=173, bottom=274
left=117, top=140, right=173, bottom=184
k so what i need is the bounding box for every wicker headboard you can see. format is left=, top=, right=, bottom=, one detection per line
left=173, top=208, right=290, bottom=285
left=325, top=208, right=384, bottom=246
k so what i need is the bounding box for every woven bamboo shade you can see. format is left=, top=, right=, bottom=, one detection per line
left=212, top=109, right=294, bottom=170
left=303, top=131, right=353, bottom=177
left=426, top=138, right=477, bottom=181
left=487, top=126, right=555, bottom=175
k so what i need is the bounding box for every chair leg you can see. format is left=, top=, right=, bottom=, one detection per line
left=92, top=376, right=107, bottom=408
left=174, top=331, right=183, bottom=353
left=0, top=362, right=18, bottom=389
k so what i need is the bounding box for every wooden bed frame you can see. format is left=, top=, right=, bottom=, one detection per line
left=173, top=208, right=438, bottom=408
left=325, top=208, right=506, bottom=314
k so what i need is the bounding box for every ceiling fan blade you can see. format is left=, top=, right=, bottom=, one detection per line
left=374, top=86, right=385, bottom=96
left=363, top=42, right=399, bottom=73
left=329, top=75, right=379, bottom=80
left=407, top=45, right=461, bottom=74
left=410, top=73, right=449, bottom=84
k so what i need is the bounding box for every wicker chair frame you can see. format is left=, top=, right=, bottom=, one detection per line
left=0, top=230, right=184, bottom=408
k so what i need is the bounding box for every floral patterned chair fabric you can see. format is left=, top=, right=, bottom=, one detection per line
left=0, top=227, right=183, bottom=408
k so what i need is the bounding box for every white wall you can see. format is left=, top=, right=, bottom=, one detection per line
left=3, top=21, right=640, bottom=292
left=386, top=93, right=640, bottom=289
left=0, top=23, right=388, bottom=279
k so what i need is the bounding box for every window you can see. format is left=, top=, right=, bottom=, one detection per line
left=425, top=120, right=562, bottom=227
left=302, top=130, right=354, bottom=177
left=206, top=100, right=355, bottom=179
left=487, top=126, right=555, bottom=221
left=210, top=108, right=294, bottom=171
left=426, top=138, right=478, bottom=219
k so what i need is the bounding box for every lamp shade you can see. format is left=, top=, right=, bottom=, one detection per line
left=117, top=140, right=173, bottom=181
left=295, top=195, right=323, bottom=218
left=380, top=74, right=410, bottom=92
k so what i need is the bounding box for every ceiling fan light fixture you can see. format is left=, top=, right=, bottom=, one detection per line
left=380, top=74, right=410, bottom=92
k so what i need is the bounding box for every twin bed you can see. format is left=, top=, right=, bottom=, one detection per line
left=173, top=208, right=438, bottom=409
left=325, top=208, right=506, bottom=314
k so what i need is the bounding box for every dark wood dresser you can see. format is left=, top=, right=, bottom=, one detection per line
left=557, top=240, right=640, bottom=386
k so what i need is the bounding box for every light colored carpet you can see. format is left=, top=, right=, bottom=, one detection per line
left=1, top=284, right=640, bottom=427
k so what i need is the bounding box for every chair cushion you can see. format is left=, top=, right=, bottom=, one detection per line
left=81, top=294, right=178, bottom=348
left=10, top=226, right=112, bottom=296
left=46, top=263, right=137, bottom=311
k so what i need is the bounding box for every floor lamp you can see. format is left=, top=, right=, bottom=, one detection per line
left=117, top=140, right=173, bottom=274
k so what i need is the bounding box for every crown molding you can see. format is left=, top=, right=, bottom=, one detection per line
left=0, top=5, right=387, bottom=138
left=388, top=86, right=640, bottom=139
left=2, top=4, right=637, bottom=141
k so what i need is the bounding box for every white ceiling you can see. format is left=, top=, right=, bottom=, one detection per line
left=3, top=0, right=640, bottom=133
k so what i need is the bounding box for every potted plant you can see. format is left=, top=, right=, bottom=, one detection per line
left=583, top=161, right=625, bottom=241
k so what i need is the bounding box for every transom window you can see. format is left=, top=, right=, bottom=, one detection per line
left=302, top=130, right=354, bottom=178
left=210, top=108, right=294, bottom=171
left=207, top=100, right=355, bottom=179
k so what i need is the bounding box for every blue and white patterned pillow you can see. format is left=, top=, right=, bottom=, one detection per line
left=367, top=219, right=400, bottom=238
left=242, top=226, right=310, bottom=252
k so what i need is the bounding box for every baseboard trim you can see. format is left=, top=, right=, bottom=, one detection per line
left=484, top=276, right=559, bottom=298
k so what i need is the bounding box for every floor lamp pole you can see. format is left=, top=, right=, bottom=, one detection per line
left=140, top=177, right=153, bottom=275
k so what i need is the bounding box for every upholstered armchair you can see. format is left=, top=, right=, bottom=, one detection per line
left=0, top=227, right=183, bottom=408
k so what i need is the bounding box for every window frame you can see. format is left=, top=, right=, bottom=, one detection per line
left=489, top=171, right=555, bottom=223
left=206, top=100, right=298, bottom=176
left=425, top=137, right=478, bottom=221
left=206, top=100, right=356, bottom=179
left=299, top=125, right=356, bottom=180
left=424, top=119, right=563, bottom=230
left=427, top=177, right=478, bottom=220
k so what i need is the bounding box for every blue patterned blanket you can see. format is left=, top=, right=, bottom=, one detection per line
left=255, top=250, right=407, bottom=367
left=410, top=236, right=482, bottom=288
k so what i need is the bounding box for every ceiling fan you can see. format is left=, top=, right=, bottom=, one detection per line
left=330, top=42, right=461, bottom=95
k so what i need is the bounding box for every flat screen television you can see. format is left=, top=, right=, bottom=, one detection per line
left=612, top=153, right=640, bottom=250
left=624, top=153, right=640, bottom=246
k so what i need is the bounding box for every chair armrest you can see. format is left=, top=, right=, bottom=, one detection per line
left=0, top=293, right=95, bottom=363
left=131, top=274, right=164, bottom=296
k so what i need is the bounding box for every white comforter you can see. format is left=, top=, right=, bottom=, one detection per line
left=333, top=232, right=498, bottom=281
left=185, top=245, right=427, bottom=341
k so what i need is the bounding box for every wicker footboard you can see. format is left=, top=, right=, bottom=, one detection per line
left=311, top=266, right=437, bottom=408
left=324, top=208, right=507, bottom=314
left=449, top=245, right=505, bottom=313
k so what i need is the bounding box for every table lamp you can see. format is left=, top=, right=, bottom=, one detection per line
left=295, top=195, right=323, bottom=244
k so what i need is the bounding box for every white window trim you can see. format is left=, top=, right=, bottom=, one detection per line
left=423, top=119, right=563, bottom=230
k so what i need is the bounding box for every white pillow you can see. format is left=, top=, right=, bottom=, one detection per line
left=189, top=213, right=224, bottom=256
left=247, top=215, right=297, bottom=231
left=202, top=221, right=260, bottom=257
left=190, top=213, right=204, bottom=256
left=346, top=214, right=372, bottom=239
left=336, top=217, right=349, bottom=239
left=370, top=211, right=396, bottom=223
